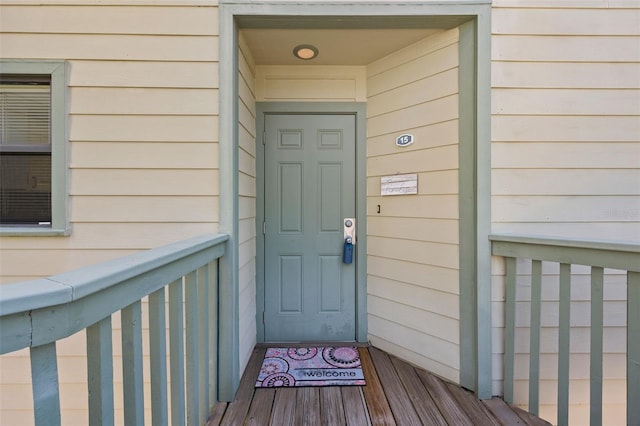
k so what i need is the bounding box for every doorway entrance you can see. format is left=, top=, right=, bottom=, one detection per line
left=262, top=113, right=356, bottom=341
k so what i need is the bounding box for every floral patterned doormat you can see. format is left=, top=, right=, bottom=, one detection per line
left=255, top=347, right=366, bottom=388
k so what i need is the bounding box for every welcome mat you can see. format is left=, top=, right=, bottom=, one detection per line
left=255, top=347, right=366, bottom=388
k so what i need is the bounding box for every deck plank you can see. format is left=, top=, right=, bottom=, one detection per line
left=270, top=388, right=297, bottom=426
left=294, top=387, right=321, bottom=425
left=368, top=347, right=422, bottom=425
left=513, top=406, right=552, bottom=426
left=483, top=397, right=528, bottom=425
left=388, top=354, right=448, bottom=426
left=359, top=348, right=396, bottom=425
left=415, top=367, right=474, bottom=425
left=445, top=381, right=502, bottom=426
left=205, top=402, right=227, bottom=426
left=220, top=347, right=265, bottom=425
left=341, top=386, right=370, bottom=426
left=320, top=387, right=346, bottom=425
left=246, top=388, right=276, bottom=426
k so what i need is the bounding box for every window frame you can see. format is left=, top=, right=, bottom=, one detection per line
left=0, top=60, right=69, bottom=236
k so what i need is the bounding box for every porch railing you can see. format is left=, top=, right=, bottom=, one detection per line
left=0, top=233, right=229, bottom=426
left=490, top=234, right=639, bottom=426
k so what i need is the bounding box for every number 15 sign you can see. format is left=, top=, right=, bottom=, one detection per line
left=395, top=134, right=414, bottom=147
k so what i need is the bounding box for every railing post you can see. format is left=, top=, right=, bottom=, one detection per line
left=628, top=271, right=640, bottom=426
left=30, top=343, right=61, bottom=426
left=87, top=317, right=115, bottom=426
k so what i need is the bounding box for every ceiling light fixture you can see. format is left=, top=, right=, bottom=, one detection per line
left=293, top=44, right=319, bottom=60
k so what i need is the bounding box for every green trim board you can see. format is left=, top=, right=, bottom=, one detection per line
left=255, top=102, right=368, bottom=344
left=219, top=0, right=492, bottom=401
left=0, top=60, right=69, bottom=236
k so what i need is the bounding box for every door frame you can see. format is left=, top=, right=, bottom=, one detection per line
left=218, top=0, right=492, bottom=402
left=255, top=102, right=368, bottom=345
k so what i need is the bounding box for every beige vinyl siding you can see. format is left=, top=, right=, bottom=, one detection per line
left=255, top=65, right=367, bottom=102
left=365, top=28, right=461, bottom=384
left=238, top=33, right=258, bottom=374
left=0, top=4, right=219, bottom=425
left=490, top=3, right=639, bottom=424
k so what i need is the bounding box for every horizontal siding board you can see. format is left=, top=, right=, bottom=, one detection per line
left=367, top=216, right=459, bottom=244
left=367, top=120, right=458, bottom=156
left=367, top=43, right=459, bottom=96
left=368, top=144, right=458, bottom=176
left=366, top=28, right=458, bottom=78
left=69, top=88, right=219, bottom=115
left=0, top=223, right=218, bottom=249
left=0, top=34, right=218, bottom=61
left=492, top=8, right=640, bottom=35
left=0, top=5, right=219, bottom=35
left=492, top=35, right=640, bottom=62
left=492, top=89, right=640, bottom=115
left=492, top=169, right=640, bottom=195
left=367, top=195, right=458, bottom=220
left=368, top=278, right=460, bottom=323
left=71, top=142, right=218, bottom=169
left=368, top=256, right=459, bottom=295
left=492, top=62, right=640, bottom=89
left=367, top=68, right=458, bottom=118
left=367, top=315, right=459, bottom=372
left=492, top=142, right=640, bottom=168
left=368, top=95, right=458, bottom=138
left=367, top=236, right=459, bottom=269
left=71, top=196, right=218, bottom=222
left=70, top=115, right=219, bottom=142
left=492, top=195, right=640, bottom=222
left=368, top=335, right=459, bottom=384
left=70, top=169, right=218, bottom=195
left=367, top=295, right=458, bottom=346
left=492, top=115, right=640, bottom=142
left=70, top=61, right=219, bottom=88
left=0, top=249, right=138, bottom=276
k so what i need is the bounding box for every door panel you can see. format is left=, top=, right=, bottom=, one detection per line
left=264, top=113, right=356, bottom=341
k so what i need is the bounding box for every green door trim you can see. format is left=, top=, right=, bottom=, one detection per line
left=219, top=0, right=492, bottom=401
left=256, top=103, right=368, bottom=344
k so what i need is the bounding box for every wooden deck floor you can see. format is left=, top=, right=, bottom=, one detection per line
left=207, top=346, right=550, bottom=426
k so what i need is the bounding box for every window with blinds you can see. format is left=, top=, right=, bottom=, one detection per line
left=0, top=74, right=52, bottom=225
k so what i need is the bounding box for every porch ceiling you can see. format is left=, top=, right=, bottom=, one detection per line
left=241, top=28, right=439, bottom=65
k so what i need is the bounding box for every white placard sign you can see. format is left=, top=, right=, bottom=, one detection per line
left=381, top=174, right=418, bottom=196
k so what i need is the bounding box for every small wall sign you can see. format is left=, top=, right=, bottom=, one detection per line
left=395, top=134, right=414, bottom=147
left=381, top=174, right=418, bottom=196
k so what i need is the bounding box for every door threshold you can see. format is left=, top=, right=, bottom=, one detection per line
left=256, top=341, right=370, bottom=348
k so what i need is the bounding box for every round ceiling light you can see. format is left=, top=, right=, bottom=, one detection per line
left=293, top=44, right=319, bottom=60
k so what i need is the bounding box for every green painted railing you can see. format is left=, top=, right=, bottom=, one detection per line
left=490, top=234, right=639, bottom=426
left=0, top=233, right=229, bottom=426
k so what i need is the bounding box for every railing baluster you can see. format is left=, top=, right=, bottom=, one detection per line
left=185, top=271, right=200, bottom=425
left=557, top=263, right=571, bottom=426
left=504, top=256, right=516, bottom=404
left=149, top=288, right=168, bottom=426
left=87, top=317, right=114, bottom=426
left=529, top=259, right=542, bottom=416
left=198, top=265, right=210, bottom=423
left=169, top=278, right=186, bottom=426
left=589, top=266, right=603, bottom=426
left=628, top=271, right=640, bottom=426
left=122, top=301, right=145, bottom=426
left=30, top=342, right=61, bottom=426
